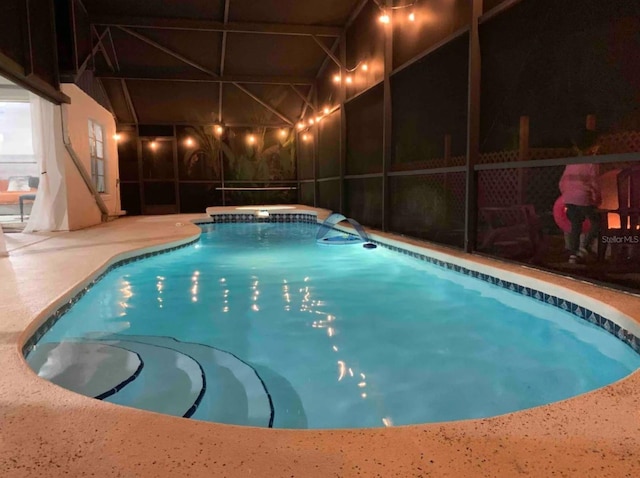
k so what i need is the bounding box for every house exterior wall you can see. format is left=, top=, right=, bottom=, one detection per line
left=59, top=84, right=120, bottom=230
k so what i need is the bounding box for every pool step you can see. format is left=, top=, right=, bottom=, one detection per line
left=106, top=334, right=273, bottom=427
left=252, top=364, right=308, bottom=429
left=96, top=339, right=205, bottom=418
left=26, top=342, right=143, bottom=399
left=28, top=336, right=306, bottom=428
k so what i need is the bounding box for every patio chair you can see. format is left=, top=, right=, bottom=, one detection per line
left=598, top=164, right=640, bottom=261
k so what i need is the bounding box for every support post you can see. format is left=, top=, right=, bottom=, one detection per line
left=172, top=125, right=180, bottom=213
left=518, top=115, right=529, bottom=204
left=444, top=134, right=452, bottom=166
left=518, top=116, right=529, bottom=161
left=381, top=0, right=394, bottom=231
left=313, top=87, right=319, bottom=207
left=464, top=0, right=483, bottom=253
left=339, top=33, right=347, bottom=214
left=444, top=134, right=452, bottom=222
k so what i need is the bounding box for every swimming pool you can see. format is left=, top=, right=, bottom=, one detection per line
left=25, top=219, right=640, bottom=429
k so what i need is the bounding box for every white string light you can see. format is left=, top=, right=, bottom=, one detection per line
left=301, top=2, right=420, bottom=130
left=374, top=0, right=420, bottom=25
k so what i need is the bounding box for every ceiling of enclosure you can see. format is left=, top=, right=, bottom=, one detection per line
left=84, top=0, right=368, bottom=127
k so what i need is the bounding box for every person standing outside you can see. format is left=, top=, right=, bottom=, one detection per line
left=558, top=129, right=602, bottom=264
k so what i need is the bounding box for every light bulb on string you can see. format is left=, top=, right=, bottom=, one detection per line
left=302, top=133, right=311, bottom=142
left=308, top=118, right=315, bottom=125
left=408, top=11, right=415, bottom=22
left=279, top=128, right=287, bottom=138
left=297, top=122, right=305, bottom=130
left=185, top=137, right=194, bottom=147
left=247, top=134, right=256, bottom=145
left=361, top=63, right=369, bottom=72
left=214, top=125, right=224, bottom=136
left=150, top=141, right=158, bottom=150
left=323, top=106, right=330, bottom=115
left=113, top=133, right=121, bottom=141
left=379, top=11, right=390, bottom=24
left=333, top=74, right=341, bottom=83
left=345, top=76, right=353, bottom=84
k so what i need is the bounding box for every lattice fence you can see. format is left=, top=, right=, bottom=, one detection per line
left=478, top=169, right=521, bottom=207
left=525, top=166, right=565, bottom=219
left=599, top=131, right=640, bottom=154
left=445, top=172, right=467, bottom=220
left=390, top=156, right=462, bottom=171
left=478, top=150, right=519, bottom=164
left=528, top=148, right=573, bottom=161
left=448, top=155, right=466, bottom=167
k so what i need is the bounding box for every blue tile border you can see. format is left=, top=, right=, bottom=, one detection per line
left=364, top=237, right=640, bottom=355
left=22, top=216, right=640, bottom=358
left=208, top=213, right=317, bottom=224
left=22, top=237, right=199, bottom=357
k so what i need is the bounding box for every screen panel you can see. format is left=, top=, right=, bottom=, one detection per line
left=345, top=177, right=382, bottom=229
left=345, top=84, right=383, bottom=175
left=389, top=172, right=466, bottom=248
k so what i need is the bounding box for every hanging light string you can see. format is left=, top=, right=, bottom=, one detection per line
left=372, top=0, right=419, bottom=11
left=373, top=0, right=419, bottom=23
left=345, top=60, right=367, bottom=73
left=297, top=1, right=419, bottom=134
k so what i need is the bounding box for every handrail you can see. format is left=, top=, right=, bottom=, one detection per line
left=60, top=107, right=109, bottom=222
left=215, top=187, right=297, bottom=191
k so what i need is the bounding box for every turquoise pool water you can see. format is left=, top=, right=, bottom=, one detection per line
left=28, top=222, right=640, bottom=429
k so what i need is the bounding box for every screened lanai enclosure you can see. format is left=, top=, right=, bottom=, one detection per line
left=3, top=0, right=639, bottom=290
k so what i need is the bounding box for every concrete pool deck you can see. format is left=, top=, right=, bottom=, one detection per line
left=1, top=206, right=640, bottom=477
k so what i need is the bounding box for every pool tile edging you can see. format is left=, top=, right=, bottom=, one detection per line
left=21, top=213, right=316, bottom=357
left=208, top=212, right=317, bottom=224
left=21, top=237, right=200, bottom=356
left=325, top=218, right=640, bottom=354
left=21, top=212, right=640, bottom=358
left=365, top=236, right=640, bottom=354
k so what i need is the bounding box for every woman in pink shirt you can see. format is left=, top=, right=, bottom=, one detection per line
left=558, top=130, right=602, bottom=264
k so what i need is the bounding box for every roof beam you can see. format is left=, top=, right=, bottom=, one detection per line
left=290, top=85, right=316, bottom=112
left=117, top=26, right=219, bottom=78
left=233, top=83, right=294, bottom=125
left=107, top=28, right=121, bottom=71
left=121, top=79, right=138, bottom=125
left=299, top=84, right=315, bottom=121
left=219, top=0, right=231, bottom=122
left=311, top=35, right=343, bottom=70
left=91, top=26, right=114, bottom=72
left=92, top=16, right=342, bottom=37
left=96, top=71, right=314, bottom=85
left=76, top=27, right=110, bottom=78
left=346, top=0, right=370, bottom=29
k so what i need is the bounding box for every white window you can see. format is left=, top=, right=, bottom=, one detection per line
left=88, top=119, right=105, bottom=193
